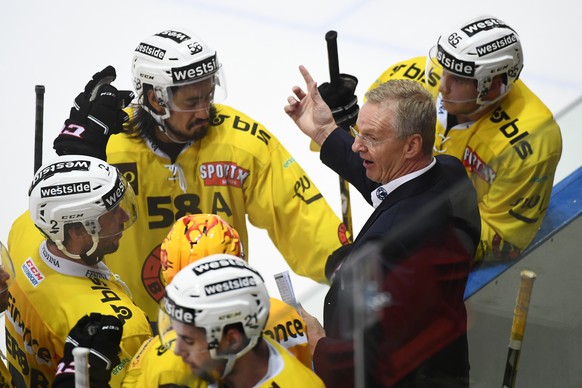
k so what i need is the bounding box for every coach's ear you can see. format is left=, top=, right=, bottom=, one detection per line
left=403, top=134, right=423, bottom=159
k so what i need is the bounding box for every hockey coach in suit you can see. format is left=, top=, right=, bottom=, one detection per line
left=285, top=66, right=481, bottom=387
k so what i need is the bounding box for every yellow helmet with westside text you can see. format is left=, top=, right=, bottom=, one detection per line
left=160, top=214, right=244, bottom=285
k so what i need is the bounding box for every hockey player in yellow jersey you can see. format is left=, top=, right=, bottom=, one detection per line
left=5, top=155, right=152, bottom=387
left=366, top=15, right=562, bottom=261
left=0, top=242, right=15, bottom=388
left=51, top=28, right=349, bottom=326
left=122, top=214, right=312, bottom=387
left=158, top=254, right=324, bottom=387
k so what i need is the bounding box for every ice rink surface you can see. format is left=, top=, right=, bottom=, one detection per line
left=1, top=0, right=581, bottom=318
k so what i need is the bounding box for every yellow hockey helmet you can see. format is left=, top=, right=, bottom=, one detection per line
left=160, top=214, right=244, bottom=285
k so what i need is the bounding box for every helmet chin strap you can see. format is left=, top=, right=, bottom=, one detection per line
left=211, top=336, right=259, bottom=378
left=143, top=104, right=191, bottom=145
left=55, top=233, right=99, bottom=261
left=440, top=83, right=508, bottom=118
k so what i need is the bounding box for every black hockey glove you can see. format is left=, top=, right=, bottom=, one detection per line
left=53, top=66, right=134, bottom=160
left=53, top=313, right=124, bottom=388
left=318, top=73, right=359, bottom=129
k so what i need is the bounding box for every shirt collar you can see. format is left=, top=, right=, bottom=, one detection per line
left=39, top=240, right=112, bottom=280
left=371, top=158, right=436, bottom=208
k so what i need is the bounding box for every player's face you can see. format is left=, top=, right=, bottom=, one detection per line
left=438, top=70, right=480, bottom=115
left=163, top=79, right=215, bottom=142
left=173, top=321, right=225, bottom=382
left=95, top=205, right=130, bottom=255
left=351, top=102, right=409, bottom=184
left=0, top=268, right=10, bottom=312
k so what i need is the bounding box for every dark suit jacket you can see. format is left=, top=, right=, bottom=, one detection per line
left=314, top=128, right=481, bottom=387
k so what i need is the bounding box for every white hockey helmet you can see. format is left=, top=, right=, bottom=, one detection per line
left=132, top=28, right=227, bottom=121
left=28, top=155, right=138, bottom=259
left=428, top=15, right=524, bottom=105
left=159, top=254, right=270, bottom=371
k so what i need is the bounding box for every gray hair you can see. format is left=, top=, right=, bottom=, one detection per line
left=364, top=80, right=436, bottom=155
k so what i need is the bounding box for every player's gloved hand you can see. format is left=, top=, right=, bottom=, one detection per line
left=53, top=313, right=124, bottom=388
left=53, top=66, right=134, bottom=160
left=318, top=73, right=359, bottom=129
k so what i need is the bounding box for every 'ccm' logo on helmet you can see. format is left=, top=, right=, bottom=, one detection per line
left=436, top=44, right=475, bottom=77
left=171, top=55, right=218, bottom=84
left=461, top=18, right=509, bottom=37
left=155, top=30, right=191, bottom=43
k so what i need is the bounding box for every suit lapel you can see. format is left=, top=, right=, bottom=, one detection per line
left=356, top=160, right=444, bottom=242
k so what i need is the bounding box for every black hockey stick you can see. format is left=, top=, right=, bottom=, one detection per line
left=325, top=30, right=353, bottom=240
left=34, top=85, right=45, bottom=173
left=502, top=270, right=537, bottom=388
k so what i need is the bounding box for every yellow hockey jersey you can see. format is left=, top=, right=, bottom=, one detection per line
left=242, top=337, right=323, bottom=387
left=370, top=57, right=562, bottom=261
left=103, top=104, right=348, bottom=322
left=122, top=297, right=311, bottom=387
left=5, top=213, right=152, bottom=387
left=0, top=363, right=10, bottom=388
left=123, top=334, right=321, bottom=388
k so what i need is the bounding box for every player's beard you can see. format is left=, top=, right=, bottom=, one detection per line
left=83, top=233, right=123, bottom=265
left=166, top=120, right=210, bottom=143
left=162, top=105, right=216, bottom=144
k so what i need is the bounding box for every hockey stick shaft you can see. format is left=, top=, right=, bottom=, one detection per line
left=73, top=347, right=90, bottom=388
left=325, top=30, right=353, bottom=239
left=325, top=31, right=340, bottom=86
left=502, top=270, right=537, bottom=388
left=34, top=85, right=45, bottom=173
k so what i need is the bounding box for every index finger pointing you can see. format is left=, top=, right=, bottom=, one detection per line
left=299, top=65, right=316, bottom=89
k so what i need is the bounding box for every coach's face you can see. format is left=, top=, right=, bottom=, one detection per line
left=351, top=102, right=408, bottom=184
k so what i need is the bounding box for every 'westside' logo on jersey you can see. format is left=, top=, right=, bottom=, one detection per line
left=463, top=146, right=496, bottom=183
left=22, top=258, right=44, bottom=287
left=200, top=162, right=249, bottom=188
